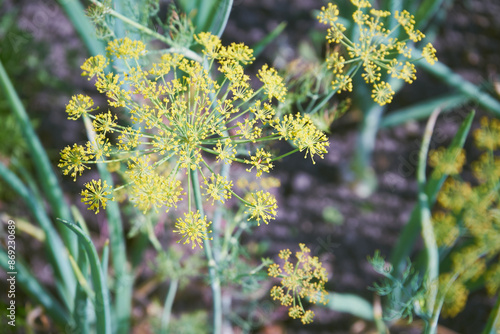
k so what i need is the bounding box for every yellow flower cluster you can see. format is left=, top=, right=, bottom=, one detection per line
left=430, top=117, right=500, bottom=317
left=428, top=147, right=466, bottom=178
left=60, top=35, right=330, bottom=248
left=318, top=1, right=437, bottom=105
left=268, top=244, right=329, bottom=324
left=81, top=179, right=113, bottom=214
left=173, top=211, right=212, bottom=249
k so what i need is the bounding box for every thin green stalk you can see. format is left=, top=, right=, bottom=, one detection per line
left=83, top=115, right=132, bottom=334
left=211, top=162, right=230, bottom=262
left=417, top=109, right=440, bottom=333
left=390, top=111, right=475, bottom=275
left=190, top=170, right=222, bottom=334
left=482, top=293, right=500, bottom=334
left=160, top=279, right=179, bottom=334
left=0, top=60, right=78, bottom=259
left=58, top=219, right=112, bottom=334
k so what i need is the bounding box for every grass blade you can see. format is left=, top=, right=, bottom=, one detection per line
left=324, top=292, right=374, bottom=320
left=380, top=94, right=468, bottom=128
left=252, top=22, right=287, bottom=59
left=482, top=294, right=500, bottom=334
left=57, top=0, right=105, bottom=56
left=415, top=0, right=446, bottom=30
left=73, top=246, right=90, bottom=334
left=58, top=219, right=112, bottom=334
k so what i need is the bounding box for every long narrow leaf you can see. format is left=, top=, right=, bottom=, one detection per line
left=73, top=247, right=90, bottom=334
left=0, top=60, right=77, bottom=258
left=380, top=94, right=468, bottom=128
left=482, top=294, right=500, bottom=334
left=414, top=0, right=446, bottom=31
left=252, top=22, right=287, bottom=59
left=390, top=111, right=475, bottom=274
left=0, top=247, right=71, bottom=327
left=417, top=54, right=500, bottom=117
left=0, top=162, right=76, bottom=311
left=324, top=292, right=375, bottom=320
left=416, top=110, right=440, bottom=328
left=58, top=219, right=112, bottom=334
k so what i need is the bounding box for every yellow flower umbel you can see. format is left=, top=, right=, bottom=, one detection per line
left=318, top=1, right=437, bottom=105
left=430, top=117, right=500, bottom=317
left=80, top=179, right=113, bottom=214
left=173, top=211, right=212, bottom=249
left=60, top=34, right=330, bottom=246
left=268, top=244, right=329, bottom=324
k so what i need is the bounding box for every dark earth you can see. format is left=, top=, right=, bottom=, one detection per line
left=1, top=0, right=500, bottom=333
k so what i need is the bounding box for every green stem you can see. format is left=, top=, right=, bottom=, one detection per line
left=190, top=170, right=222, bottom=333
left=270, top=148, right=300, bottom=162
left=160, top=279, right=179, bottom=334
left=59, top=219, right=112, bottom=334
left=482, top=293, right=500, bottom=334
left=83, top=115, right=132, bottom=334
left=418, top=109, right=440, bottom=333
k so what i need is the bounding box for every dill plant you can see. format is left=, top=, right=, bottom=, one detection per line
left=57, top=0, right=445, bottom=330
left=59, top=29, right=331, bottom=327
left=59, top=34, right=329, bottom=241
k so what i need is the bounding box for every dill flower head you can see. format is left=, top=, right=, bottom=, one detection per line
left=439, top=275, right=469, bottom=318
left=173, top=211, right=212, bottom=249
left=66, top=94, right=96, bottom=120
left=268, top=243, right=329, bottom=324
left=244, top=190, right=278, bottom=226
left=429, top=147, right=466, bottom=178
left=317, top=1, right=437, bottom=106
left=474, top=116, right=500, bottom=150
left=60, top=33, right=330, bottom=243
left=106, top=37, right=147, bottom=59
left=58, top=144, right=92, bottom=181
left=81, top=55, right=109, bottom=79
left=432, top=211, right=459, bottom=247
left=81, top=179, right=113, bottom=214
